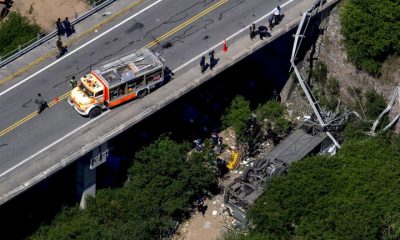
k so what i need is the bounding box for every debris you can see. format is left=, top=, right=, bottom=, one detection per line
left=212, top=210, right=218, bottom=216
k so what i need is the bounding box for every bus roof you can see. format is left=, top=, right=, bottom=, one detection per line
left=93, top=48, right=164, bottom=88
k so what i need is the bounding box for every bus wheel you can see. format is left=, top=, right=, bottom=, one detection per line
left=88, top=107, right=101, bottom=118
left=138, top=89, right=148, bottom=98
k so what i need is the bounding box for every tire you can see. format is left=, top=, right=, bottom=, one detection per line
left=241, top=168, right=253, bottom=182
left=253, top=159, right=267, bottom=169
left=137, top=89, right=148, bottom=98
left=88, top=107, right=101, bottom=118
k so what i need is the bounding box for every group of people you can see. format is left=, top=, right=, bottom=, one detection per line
left=249, top=5, right=282, bottom=40
left=55, top=17, right=76, bottom=59
left=200, top=50, right=217, bottom=73
left=56, top=17, right=75, bottom=37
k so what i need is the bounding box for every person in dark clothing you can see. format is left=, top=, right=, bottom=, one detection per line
left=249, top=23, right=256, bottom=40
left=211, top=131, right=219, bottom=145
left=63, top=17, right=73, bottom=37
left=268, top=14, right=274, bottom=30
left=216, top=137, right=223, bottom=154
left=35, top=93, right=48, bottom=114
left=56, top=37, right=67, bottom=58
left=200, top=56, right=206, bottom=73
left=69, top=76, right=77, bottom=88
left=56, top=18, right=65, bottom=36
left=209, top=51, right=215, bottom=70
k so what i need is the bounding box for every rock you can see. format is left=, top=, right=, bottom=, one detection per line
left=204, top=221, right=212, bottom=228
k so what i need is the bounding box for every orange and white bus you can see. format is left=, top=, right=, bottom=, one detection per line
left=68, top=48, right=165, bottom=118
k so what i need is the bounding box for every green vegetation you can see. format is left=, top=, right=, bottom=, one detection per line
left=340, top=0, right=400, bottom=74
left=222, top=96, right=252, bottom=138
left=255, top=101, right=291, bottom=135
left=31, top=137, right=217, bottom=240
left=311, top=61, right=328, bottom=83
left=309, top=62, right=341, bottom=111
left=0, top=12, right=42, bottom=57
left=364, top=89, right=386, bottom=119
left=233, top=134, right=400, bottom=240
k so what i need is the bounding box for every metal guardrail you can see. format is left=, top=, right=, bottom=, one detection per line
left=0, top=0, right=116, bottom=68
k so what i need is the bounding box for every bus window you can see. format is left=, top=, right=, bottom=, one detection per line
left=136, top=76, right=145, bottom=88
left=146, top=69, right=162, bottom=83
left=110, top=85, right=126, bottom=100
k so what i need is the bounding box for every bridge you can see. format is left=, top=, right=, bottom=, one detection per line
left=0, top=0, right=337, bottom=207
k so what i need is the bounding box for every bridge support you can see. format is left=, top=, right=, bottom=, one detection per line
left=76, top=156, right=96, bottom=209
left=76, top=142, right=109, bottom=209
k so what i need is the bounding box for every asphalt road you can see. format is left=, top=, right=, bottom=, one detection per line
left=0, top=0, right=299, bottom=175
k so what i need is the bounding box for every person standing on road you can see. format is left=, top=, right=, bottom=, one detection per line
left=209, top=51, right=215, bottom=70
left=268, top=14, right=274, bottom=30
left=273, top=6, right=281, bottom=25
left=249, top=23, right=256, bottom=40
left=70, top=76, right=77, bottom=88
left=35, top=93, right=48, bottom=114
left=56, top=37, right=67, bottom=58
left=200, top=56, right=206, bottom=73
left=56, top=18, right=65, bottom=36
left=63, top=17, right=73, bottom=37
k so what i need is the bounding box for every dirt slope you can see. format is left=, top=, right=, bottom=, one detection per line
left=12, top=0, right=89, bottom=32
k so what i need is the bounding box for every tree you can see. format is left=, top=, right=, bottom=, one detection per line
left=31, top=137, right=217, bottom=239
left=340, top=0, right=400, bottom=74
left=0, top=12, right=42, bottom=57
left=222, top=96, right=252, bottom=137
left=236, top=134, right=400, bottom=240
left=255, top=101, right=291, bottom=136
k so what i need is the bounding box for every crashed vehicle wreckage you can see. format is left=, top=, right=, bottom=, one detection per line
left=224, top=129, right=331, bottom=224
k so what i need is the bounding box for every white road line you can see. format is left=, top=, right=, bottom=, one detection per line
left=0, top=110, right=110, bottom=178
left=0, top=0, right=295, bottom=177
left=0, top=0, right=165, bottom=97
left=174, top=0, right=295, bottom=73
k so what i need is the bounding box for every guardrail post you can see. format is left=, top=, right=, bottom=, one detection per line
left=18, top=45, right=21, bottom=51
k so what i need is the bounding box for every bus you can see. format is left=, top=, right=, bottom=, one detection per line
left=68, top=48, right=165, bottom=118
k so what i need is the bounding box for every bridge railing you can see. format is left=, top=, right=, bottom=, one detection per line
left=0, top=0, right=116, bottom=68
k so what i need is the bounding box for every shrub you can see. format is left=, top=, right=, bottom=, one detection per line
left=221, top=96, right=251, bottom=136
left=255, top=101, right=284, bottom=123
left=240, top=134, right=400, bottom=240
left=340, top=0, right=400, bottom=75
left=0, top=12, right=42, bottom=57
left=312, top=61, right=328, bottom=83
left=364, top=89, right=386, bottom=119
left=325, top=77, right=340, bottom=97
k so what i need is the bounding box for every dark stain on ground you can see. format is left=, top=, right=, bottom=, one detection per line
left=125, top=22, right=144, bottom=34
left=203, top=35, right=209, bottom=40
left=0, top=144, right=8, bottom=147
left=105, top=41, right=110, bottom=45
left=22, top=99, right=32, bottom=108
left=89, top=52, right=95, bottom=56
left=162, top=42, right=173, bottom=49
left=113, top=38, right=119, bottom=42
